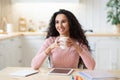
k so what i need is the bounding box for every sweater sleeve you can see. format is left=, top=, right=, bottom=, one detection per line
left=79, top=44, right=96, bottom=70
left=31, top=37, right=55, bottom=70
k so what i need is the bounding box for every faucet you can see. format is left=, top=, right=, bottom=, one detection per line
left=84, top=29, right=93, bottom=33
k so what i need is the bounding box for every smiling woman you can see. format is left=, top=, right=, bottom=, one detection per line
left=31, top=9, right=95, bottom=70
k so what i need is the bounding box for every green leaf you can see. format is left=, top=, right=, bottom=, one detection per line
left=106, top=0, right=120, bottom=25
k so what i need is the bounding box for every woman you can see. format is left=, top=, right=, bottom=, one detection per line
left=31, top=9, right=95, bottom=70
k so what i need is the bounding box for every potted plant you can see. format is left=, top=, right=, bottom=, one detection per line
left=106, top=0, right=120, bottom=33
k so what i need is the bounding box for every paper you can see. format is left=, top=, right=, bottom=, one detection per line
left=10, top=69, right=39, bottom=77
left=79, top=70, right=117, bottom=80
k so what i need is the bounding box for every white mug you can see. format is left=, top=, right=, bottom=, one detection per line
left=59, top=37, right=68, bottom=49
left=6, top=23, right=13, bottom=33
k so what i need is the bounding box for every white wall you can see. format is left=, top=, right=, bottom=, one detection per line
left=11, top=0, right=114, bottom=33
left=78, top=0, right=113, bottom=33
left=12, top=1, right=80, bottom=31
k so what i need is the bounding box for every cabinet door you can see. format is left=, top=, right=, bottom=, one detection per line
left=87, top=37, right=97, bottom=60
left=9, top=37, right=22, bottom=66
left=21, top=36, right=48, bottom=67
left=95, top=37, right=120, bottom=70
left=0, top=41, right=6, bottom=69
left=0, top=37, right=22, bottom=70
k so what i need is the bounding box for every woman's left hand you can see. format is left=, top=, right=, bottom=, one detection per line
left=66, top=38, right=83, bottom=53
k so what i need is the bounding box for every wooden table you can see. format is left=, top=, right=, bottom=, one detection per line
left=0, top=67, right=120, bottom=80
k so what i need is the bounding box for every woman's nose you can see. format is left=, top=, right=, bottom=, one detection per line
left=58, top=23, right=63, bottom=27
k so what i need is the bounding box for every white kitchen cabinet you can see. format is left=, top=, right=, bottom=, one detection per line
left=0, top=37, right=22, bottom=70
left=0, top=35, right=48, bottom=70
left=87, top=36, right=120, bottom=70
left=21, top=36, right=48, bottom=68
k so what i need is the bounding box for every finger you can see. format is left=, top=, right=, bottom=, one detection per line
left=67, top=43, right=72, bottom=47
left=57, top=41, right=60, bottom=46
left=55, top=37, right=59, bottom=44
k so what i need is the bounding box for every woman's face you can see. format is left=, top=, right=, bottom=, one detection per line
left=55, top=14, right=70, bottom=36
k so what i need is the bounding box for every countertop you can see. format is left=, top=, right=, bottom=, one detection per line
left=0, top=32, right=46, bottom=41
left=0, top=32, right=120, bottom=41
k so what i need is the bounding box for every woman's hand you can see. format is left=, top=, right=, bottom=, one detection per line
left=49, top=37, right=60, bottom=49
left=45, top=37, right=60, bottom=55
left=66, top=38, right=83, bottom=53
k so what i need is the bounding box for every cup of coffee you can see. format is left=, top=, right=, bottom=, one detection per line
left=59, top=36, right=68, bottom=49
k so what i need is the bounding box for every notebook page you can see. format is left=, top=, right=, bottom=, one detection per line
left=10, top=70, right=39, bottom=77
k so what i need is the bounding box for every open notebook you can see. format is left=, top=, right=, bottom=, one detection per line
left=78, top=70, right=118, bottom=80
left=10, top=69, right=39, bottom=77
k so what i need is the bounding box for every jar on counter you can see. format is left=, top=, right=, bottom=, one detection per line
left=18, top=17, right=27, bottom=32
left=6, top=23, right=13, bottom=33
left=28, top=19, right=36, bottom=32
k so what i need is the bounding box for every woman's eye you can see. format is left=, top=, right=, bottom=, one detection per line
left=62, top=20, right=66, bottom=23
left=55, top=21, right=59, bottom=24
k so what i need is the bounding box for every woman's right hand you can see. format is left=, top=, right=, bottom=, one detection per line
left=45, top=37, right=60, bottom=55
left=50, top=37, right=60, bottom=49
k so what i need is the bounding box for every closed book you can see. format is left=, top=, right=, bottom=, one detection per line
left=78, top=70, right=117, bottom=80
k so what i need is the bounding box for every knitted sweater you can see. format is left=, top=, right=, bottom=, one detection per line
left=31, top=37, right=94, bottom=69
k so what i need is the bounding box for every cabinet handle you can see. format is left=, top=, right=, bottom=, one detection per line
left=18, top=60, right=22, bottom=63
left=10, top=39, right=14, bottom=41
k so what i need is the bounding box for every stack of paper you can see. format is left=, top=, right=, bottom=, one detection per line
left=78, top=70, right=118, bottom=80
left=10, top=70, right=39, bottom=77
